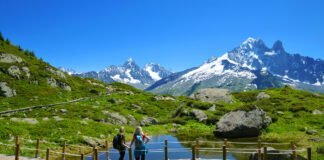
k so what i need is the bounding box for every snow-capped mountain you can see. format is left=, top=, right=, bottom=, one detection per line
left=146, top=37, right=324, bottom=95
left=74, top=58, right=172, bottom=89
left=58, top=67, right=80, bottom=75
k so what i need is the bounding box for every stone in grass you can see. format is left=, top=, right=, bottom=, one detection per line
left=0, top=82, right=16, bottom=97
left=140, top=117, right=158, bottom=126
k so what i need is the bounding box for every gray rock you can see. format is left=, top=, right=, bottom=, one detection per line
left=46, top=77, right=71, bottom=91
left=60, top=109, right=68, bottom=113
left=107, top=112, right=128, bottom=125
left=7, top=65, right=21, bottom=79
left=21, top=67, right=31, bottom=79
left=191, top=88, right=233, bottom=103
left=306, top=129, right=318, bottom=135
left=131, top=104, right=142, bottom=109
left=57, top=82, right=72, bottom=91
left=127, top=115, right=138, bottom=126
left=214, top=108, right=271, bottom=138
left=10, top=118, right=38, bottom=124
left=0, top=53, right=23, bottom=63
left=141, top=117, right=158, bottom=126
left=53, top=116, right=63, bottom=121
left=82, top=136, right=105, bottom=147
left=256, top=92, right=271, bottom=100
left=191, top=109, right=208, bottom=122
left=47, top=77, right=58, bottom=87
left=0, top=82, right=16, bottom=97
left=46, top=67, right=66, bottom=79
left=208, top=105, right=216, bottom=111
left=312, top=109, right=323, bottom=115
left=154, top=96, right=175, bottom=101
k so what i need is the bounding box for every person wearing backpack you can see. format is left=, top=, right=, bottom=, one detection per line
left=113, top=127, right=129, bottom=160
left=130, top=126, right=150, bottom=160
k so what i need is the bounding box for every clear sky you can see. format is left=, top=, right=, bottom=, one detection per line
left=0, top=0, right=323, bottom=72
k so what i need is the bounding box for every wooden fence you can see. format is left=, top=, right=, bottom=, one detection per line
left=1, top=136, right=313, bottom=160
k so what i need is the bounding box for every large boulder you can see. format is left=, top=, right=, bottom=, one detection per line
left=0, top=53, right=23, bottom=63
left=0, top=82, right=16, bottom=97
left=190, top=88, right=233, bottom=103
left=106, top=112, right=128, bottom=125
left=141, top=117, right=158, bottom=126
left=47, top=77, right=71, bottom=91
left=214, top=108, right=271, bottom=138
left=7, top=65, right=21, bottom=79
left=191, top=109, right=208, bottom=122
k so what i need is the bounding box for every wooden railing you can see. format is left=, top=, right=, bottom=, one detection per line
left=0, top=136, right=313, bottom=160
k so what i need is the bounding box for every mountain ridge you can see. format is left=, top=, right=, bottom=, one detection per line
left=72, top=58, right=173, bottom=89
left=147, top=37, right=324, bottom=95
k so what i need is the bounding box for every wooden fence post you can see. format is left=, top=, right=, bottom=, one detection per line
left=257, top=139, right=261, bottom=160
left=105, top=140, right=109, bottom=160
left=222, top=145, right=226, bottom=160
left=46, top=148, right=50, bottom=160
left=15, top=143, right=20, bottom=160
left=80, top=153, right=84, bottom=160
left=93, top=146, right=96, bottom=160
left=196, top=138, right=199, bottom=158
left=224, top=139, right=227, bottom=147
left=164, top=140, right=168, bottom=160
left=94, top=148, right=98, bottom=160
left=192, top=145, right=196, bottom=160
left=128, top=148, right=133, bottom=160
left=307, top=147, right=311, bottom=160
left=15, top=136, right=19, bottom=145
left=62, top=141, right=66, bottom=160
left=263, top=146, right=267, bottom=160
left=35, top=139, right=40, bottom=158
left=292, top=145, right=297, bottom=160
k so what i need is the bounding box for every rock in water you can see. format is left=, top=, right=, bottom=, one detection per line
left=191, top=88, right=233, bottom=103
left=214, top=108, right=271, bottom=138
left=0, top=82, right=16, bottom=97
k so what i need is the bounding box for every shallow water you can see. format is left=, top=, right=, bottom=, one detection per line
left=86, top=135, right=241, bottom=160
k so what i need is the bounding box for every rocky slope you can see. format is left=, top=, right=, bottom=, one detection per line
left=147, top=38, right=324, bottom=95
left=0, top=36, right=107, bottom=110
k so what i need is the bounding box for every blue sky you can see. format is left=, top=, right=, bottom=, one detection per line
left=0, top=0, right=323, bottom=72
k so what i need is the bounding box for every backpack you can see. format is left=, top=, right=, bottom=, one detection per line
left=134, top=134, right=145, bottom=149
left=113, top=134, right=122, bottom=150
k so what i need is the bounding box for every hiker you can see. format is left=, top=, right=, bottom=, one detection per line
left=113, top=127, right=129, bottom=160
left=130, top=126, right=150, bottom=160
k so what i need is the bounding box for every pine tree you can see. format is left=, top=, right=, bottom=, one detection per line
left=0, top=32, right=4, bottom=41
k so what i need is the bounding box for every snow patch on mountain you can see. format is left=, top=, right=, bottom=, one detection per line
left=144, top=65, right=161, bottom=81
left=181, top=53, right=255, bottom=83
left=264, top=51, right=277, bottom=56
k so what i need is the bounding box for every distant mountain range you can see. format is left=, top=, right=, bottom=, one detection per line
left=146, top=38, right=324, bottom=95
left=61, top=37, right=324, bottom=94
left=69, top=58, right=172, bottom=89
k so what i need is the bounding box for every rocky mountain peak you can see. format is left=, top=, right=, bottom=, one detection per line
left=272, top=40, right=285, bottom=53
left=240, top=37, right=265, bottom=49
